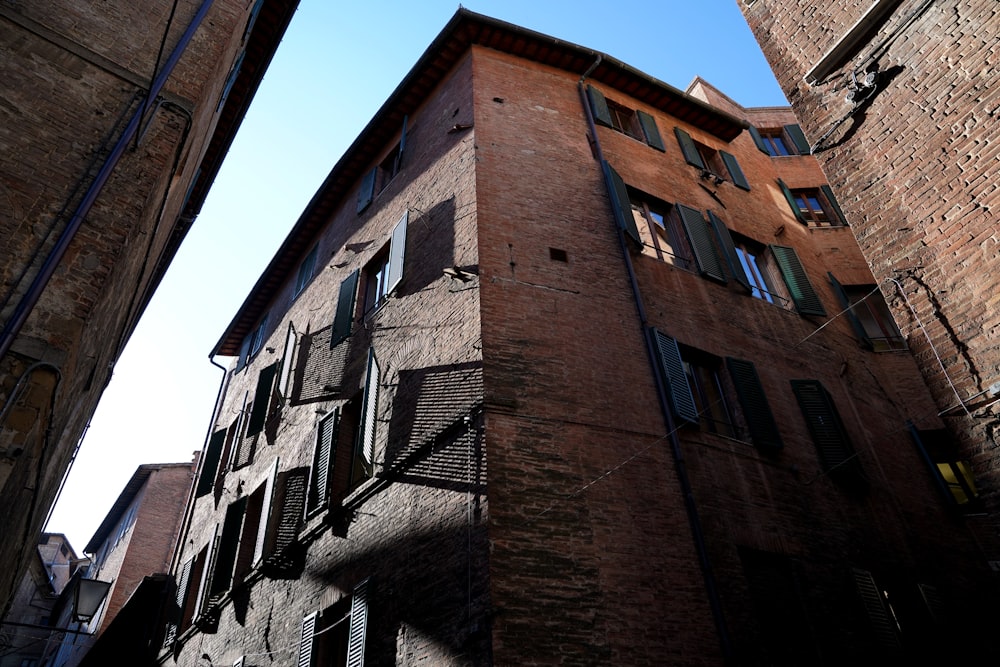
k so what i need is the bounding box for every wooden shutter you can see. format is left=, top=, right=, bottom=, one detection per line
left=674, top=127, right=705, bottom=169
left=770, top=245, right=827, bottom=316
left=253, top=460, right=278, bottom=566
left=357, top=350, right=380, bottom=481
left=777, top=179, right=806, bottom=223
left=784, top=123, right=811, bottom=154
left=386, top=210, right=407, bottom=295
left=209, top=497, right=247, bottom=600
left=278, top=323, right=296, bottom=398
left=726, top=358, right=783, bottom=453
left=917, top=583, right=946, bottom=625
left=397, top=115, right=408, bottom=169
left=791, top=380, right=858, bottom=477
left=236, top=334, right=252, bottom=372
left=195, top=530, right=218, bottom=618
left=652, top=329, right=699, bottom=425
left=331, top=270, right=360, bottom=348
left=246, top=362, right=278, bottom=436
left=636, top=110, right=665, bottom=151
left=233, top=658, right=245, bottom=667
left=356, top=167, right=376, bottom=214
left=600, top=161, right=642, bottom=246
left=748, top=125, right=769, bottom=153
left=706, top=211, right=750, bottom=292
left=851, top=568, right=902, bottom=654
left=297, top=611, right=318, bottom=667
left=677, top=204, right=726, bottom=282
left=820, top=184, right=849, bottom=225
left=232, top=391, right=255, bottom=470
left=346, top=578, right=371, bottom=667
left=264, top=467, right=307, bottom=564
left=309, top=410, right=340, bottom=514
left=235, top=483, right=265, bottom=582
left=586, top=85, right=613, bottom=128
left=196, top=429, right=227, bottom=497
left=828, top=273, right=872, bottom=349
left=164, top=557, right=193, bottom=646
left=720, top=151, right=750, bottom=190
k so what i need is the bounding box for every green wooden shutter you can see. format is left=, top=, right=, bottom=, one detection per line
left=652, top=329, right=699, bottom=425
left=770, top=245, right=827, bottom=316
left=791, top=380, right=861, bottom=483
left=706, top=211, right=750, bottom=292
left=331, top=270, right=359, bottom=348
left=726, top=358, right=783, bottom=453
left=828, top=273, right=872, bottom=349
left=210, top=497, right=247, bottom=600
left=386, top=210, right=407, bottom=295
left=356, top=167, right=376, bottom=214
left=777, top=179, right=806, bottom=223
left=674, top=127, right=705, bottom=169
left=636, top=110, right=665, bottom=151
left=600, top=161, right=642, bottom=246
left=586, top=85, right=613, bottom=128
left=196, top=429, right=227, bottom=497
left=678, top=204, right=726, bottom=282
left=748, top=125, right=769, bottom=153
left=236, top=334, right=252, bottom=372
left=784, top=123, right=811, bottom=154
left=346, top=578, right=371, bottom=667
left=297, top=611, right=318, bottom=667
left=246, top=362, right=278, bottom=436
left=309, top=410, right=339, bottom=514
left=820, top=185, right=848, bottom=225
left=720, top=151, right=750, bottom=190
left=851, top=568, right=902, bottom=655
left=397, top=115, right=408, bottom=169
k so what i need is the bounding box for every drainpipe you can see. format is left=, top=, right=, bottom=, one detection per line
left=0, top=0, right=216, bottom=362
left=577, top=62, right=733, bottom=661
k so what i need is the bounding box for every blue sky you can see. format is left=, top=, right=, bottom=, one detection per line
left=46, top=1, right=787, bottom=551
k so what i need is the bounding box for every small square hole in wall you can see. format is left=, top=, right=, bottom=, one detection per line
left=549, top=247, right=568, bottom=262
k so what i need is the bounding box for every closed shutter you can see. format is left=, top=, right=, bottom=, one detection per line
left=331, top=270, right=360, bottom=348
left=600, top=161, right=642, bottom=246
left=652, top=329, right=699, bottom=425
left=297, top=611, right=318, bottom=667
left=209, top=497, right=247, bottom=601
left=820, top=184, right=849, bottom=225
left=586, top=85, right=613, bottom=128
left=770, top=245, right=827, bottom=316
left=386, top=210, right=407, bottom=295
left=748, top=125, right=769, bottom=153
left=851, top=568, right=902, bottom=655
left=706, top=212, right=750, bottom=292
left=678, top=204, right=726, bottom=283
left=828, top=273, right=872, bottom=348
left=356, top=167, right=376, bottom=214
left=346, top=578, right=371, bottom=667
left=309, top=410, right=340, bottom=514
left=674, top=127, right=705, bottom=169
left=357, top=350, right=380, bottom=482
left=196, top=429, right=227, bottom=497
left=720, top=151, right=750, bottom=190
left=726, top=358, right=782, bottom=453
left=246, top=362, right=278, bottom=436
left=784, top=123, right=811, bottom=154
left=777, top=179, right=806, bottom=223
left=636, top=110, right=665, bottom=151
left=791, top=380, right=860, bottom=481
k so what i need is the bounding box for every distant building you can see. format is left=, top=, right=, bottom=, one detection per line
left=162, top=10, right=998, bottom=666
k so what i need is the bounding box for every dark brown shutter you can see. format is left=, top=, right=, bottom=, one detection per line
left=196, top=429, right=227, bottom=497
left=331, top=270, right=359, bottom=348
left=726, top=358, right=782, bottom=453
left=246, top=362, right=278, bottom=436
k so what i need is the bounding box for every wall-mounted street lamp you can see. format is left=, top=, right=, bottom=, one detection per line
left=73, top=578, right=111, bottom=624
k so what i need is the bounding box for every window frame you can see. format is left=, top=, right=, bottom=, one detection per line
left=293, top=245, right=318, bottom=299
left=829, top=276, right=906, bottom=351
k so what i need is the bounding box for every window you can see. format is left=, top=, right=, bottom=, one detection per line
left=851, top=568, right=904, bottom=657
left=308, top=410, right=340, bottom=516
left=829, top=276, right=906, bottom=351
left=246, top=362, right=278, bottom=437
left=353, top=348, right=381, bottom=486
left=778, top=181, right=848, bottom=227
left=748, top=123, right=811, bottom=156
left=195, top=429, right=228, bottom=498
left=586, top=85, right=665, bottom=151
left=294, top=245, right=318, bottom=299
left=237, top=312, right=270, bottom=372
left=674, top=127, right=750, bottom=190
left=769, top=245, right=827, bottom=316
left=297, top=578, right=370, bottom=667
left=277, top=323, right=297, bottom=399
left=731, top=233, right=792, bottom=308
left=680, top=345, right=739, bottom=438
left=357, top=117, right=408, bottom=213
left=363, top=211, right=408, bottom=314
left=908, top=425, right=982, bottom=512
left=628, top=190, right=694, bottom=269
left=790, top=379, right=866, bottom=488
left=760, top=130, right=790, bottom=156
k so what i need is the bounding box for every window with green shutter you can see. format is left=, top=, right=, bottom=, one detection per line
left=726, top=358, right=783, bottom=453
left=677, top=204, right=727, bottom=283
left=791, top=379, right=865, bottom=488
left=770, top=245, right=827, bottom=316
left=601, top=161, right=642, bottom=246
left=675, top=128, right=749, bottom=189
left=586, top=85, right=664, bottom=150
left=652, top=329, right=700, bottom=426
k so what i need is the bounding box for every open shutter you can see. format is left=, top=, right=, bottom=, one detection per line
left=278, top=323, right=296, bottom=398
left=820, top=185, right=849, bottom=225
left=253, top=459, right=279, bottom=566
left=917, top=583, right=946, bottom=625
left=164, top=557, right=193, bottom=646
left=357, top=350, right=380, bottom=482
left=828, top=273, right=872, bottom=348
left=678, top=204, right=726, bottom=282
left=331, top=270, right=359, bottom=348
left=385, top=210, right=407, bottom=295
left=851, top=569, right=902, bottom=655
left=784, top=123, right=811, bottom=154
left=297, top=611, right=318, bottom=667
left=209, top=497, right=247, bottom=601
left=236, top=334, right=252, bottom=372
left=196, top=429, right=227, bottom=497
left=356, top=167, right=376, bottom=214
left=308, top=410, right=340, bottom=514
left=246, top=362, right=278, bottom=436
left=232, top=391, right=254, bottom=470
left=195, top=528, right=218, bottom=618
left=706, top=211, right=750, bottom=292
left=636, top=110, right=665, bottom=151
left=264, top=468, right=308, bottom=567
left=600, top=161, right=642, bottom=246
left=397, top=115, right=408, bottom=169
left=748, top=125, right=769, bottom=153
left=791, top=380, right=863, bottom=487
left=346, top=578, right=371, bottom=667
left=770, top=245, right=827, bottom=316
left=674, top=127, right=705, bottom=169
left=586, top=85, right=613, bottom=128
left=720, top=151, right=750, bottom=190
left=726, top=358, right=782, bottom=453
left=652, top=329, right=699, bottom=425
left=777, top=179, right=806, bottom=223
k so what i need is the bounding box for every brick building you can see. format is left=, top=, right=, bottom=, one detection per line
left=0, top=0, right=298, bottom=617
left=163, top=10, right=998, bottom=666
left=739, top=1, right=1000, bottom=558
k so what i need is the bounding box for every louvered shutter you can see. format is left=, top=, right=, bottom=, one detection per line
left=197, top=527, right=220, bottom=616
left=706, top=212, right=750, bottom=292
left=209, top=497, right=247, bottom=600
left=346, top=578, right=371, bottom=667
left=636, top=110, right=665, bottom=151
left=720, top=151, right=750, bottom=190
left=357, top=350, right=380, bottom=481
left=917, top=583, right=946, bottom=625
left=264, top=468, right=307, bottom=566
left=164, top=557, right=193, bottom=646
left=784, top=123, right=811, bottom=154
left=586, top=85, right=613, bottom=128
left=726, top=358, right=782, bottom=453
left=196, top=429, right=227, bottom=497
left=297, top=611, right=318, bottom=667
left=652, top=329, right=699, bottom=425
left=253, top=459, right=279, bottom=566
left=309, top=410, right=340, bottom=514
left=678, top=204, right=726, bottom=282
left=748, top=125, right=769, bottom=153
left=331, top=270, right=359, bottom=348
left=791, top=380, right=857, bottom=475
left=674, top=127, right=705, bottom=169
left=820, top=185, right=848, bottom=225
left=828, top=273, right=872, bottom=349
left=770, top=245, right=827, bottom=316
left=232, top=391, right=255, bottom=470
left=386, top=210, right=407, bottom=295
left=356, top=168, right=376, bottom=214
left=851, top=569, right=902, bottom=655
left=777, top=179, right=806, bottom=223
left=233, top=658, right=245, bottom=667
left=246, top=362, right=278, bottom=436
left=278, top=323, right=296, bottom=398
left=397, top=115, right=408, bottom=169
left=600, top=161, right=642, bottom=246
left=236, top=334, right=252, bottom=372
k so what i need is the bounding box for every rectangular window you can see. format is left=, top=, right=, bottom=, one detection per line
left=357, top=117, right=407, bottom=213
left=587, top=85, right=665, bottom=151
left=628, top=191, right=694, bottom=269
left=731, top=233, right=792, bottom=309
left=674, top=127, right=750, bottom=189
left=195, top=429, right=227, bottom=498
left=362, top=211, right=408, bottom=314
left=908, top=425, right=982, bottom=512
left=749, top=124, right=811, bottom=156
left=829, top=276, right=906, bottom=351
left=779, top=181, right=848, bottom=227
left=294, top=245, right=318, bottom=299
left=297, top=578, right=370, bottom=667
left=237, top=312, right=270, bottom=372
left=680, top=345, right=739, bottom=438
